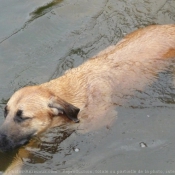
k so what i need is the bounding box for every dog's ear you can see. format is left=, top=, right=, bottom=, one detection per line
left=48, top=97, right=80, bottom=123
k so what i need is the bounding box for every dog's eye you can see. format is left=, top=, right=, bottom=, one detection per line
left=14, top=115, right=31, bottom=123
left=16, top=109, right=22, bottom=117
left=4, top=106, right=8, bottom=118
left=14, top=110, right=31, bottom=123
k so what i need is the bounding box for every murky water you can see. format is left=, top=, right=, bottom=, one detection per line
left=0, top=0, right=175, bottom=174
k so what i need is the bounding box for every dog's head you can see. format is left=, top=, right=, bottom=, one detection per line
left=0, top=86, right=80, bottom=152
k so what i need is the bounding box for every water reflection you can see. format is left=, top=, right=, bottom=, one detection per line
left=0, top=0, right=63, bottom=44
left=29, top=0, right=63, bottom=23
left=0, top=125, right=74, bottom=173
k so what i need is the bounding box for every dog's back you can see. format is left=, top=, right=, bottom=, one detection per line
left=65, top=25, right=175, bottom=131
left=94, top=25, right=175, bottom=61
left=43, top=25, right=175, bottom=112
left=67, top=25, right=175, bottom=103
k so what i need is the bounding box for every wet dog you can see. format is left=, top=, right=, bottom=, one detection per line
left=0, top=25, right=175, bottom=152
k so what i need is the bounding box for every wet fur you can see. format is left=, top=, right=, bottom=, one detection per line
left=1, top=25, right=175, bottom=155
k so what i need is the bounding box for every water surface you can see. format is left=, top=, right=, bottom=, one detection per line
left=0, top=0, right=175, bottom=174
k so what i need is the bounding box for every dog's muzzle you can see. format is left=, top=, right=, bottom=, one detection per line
left=0, top=133, right=16, bottom=152
left=0, top=132, right=32, bottom=152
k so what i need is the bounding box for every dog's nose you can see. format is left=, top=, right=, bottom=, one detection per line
left=0, top=133, right=14, bottom=152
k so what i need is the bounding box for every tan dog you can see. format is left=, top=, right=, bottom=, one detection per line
left=0, top=25, right=175, bottom=152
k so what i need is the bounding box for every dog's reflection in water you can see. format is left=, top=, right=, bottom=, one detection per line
left=3, top=125, right=75, bottom=175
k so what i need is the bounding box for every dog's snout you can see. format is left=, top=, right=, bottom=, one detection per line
left=0, top=133, right=8, bottom=145
left=0, top=129, right=35, bottom=152
left=0, top=133, right=14, bottom=152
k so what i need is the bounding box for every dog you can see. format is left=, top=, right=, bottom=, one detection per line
left=0, top=24, right=175, bottom=153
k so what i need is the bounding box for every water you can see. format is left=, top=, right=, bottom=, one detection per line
left=0, top=0, right=175, bottom=174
